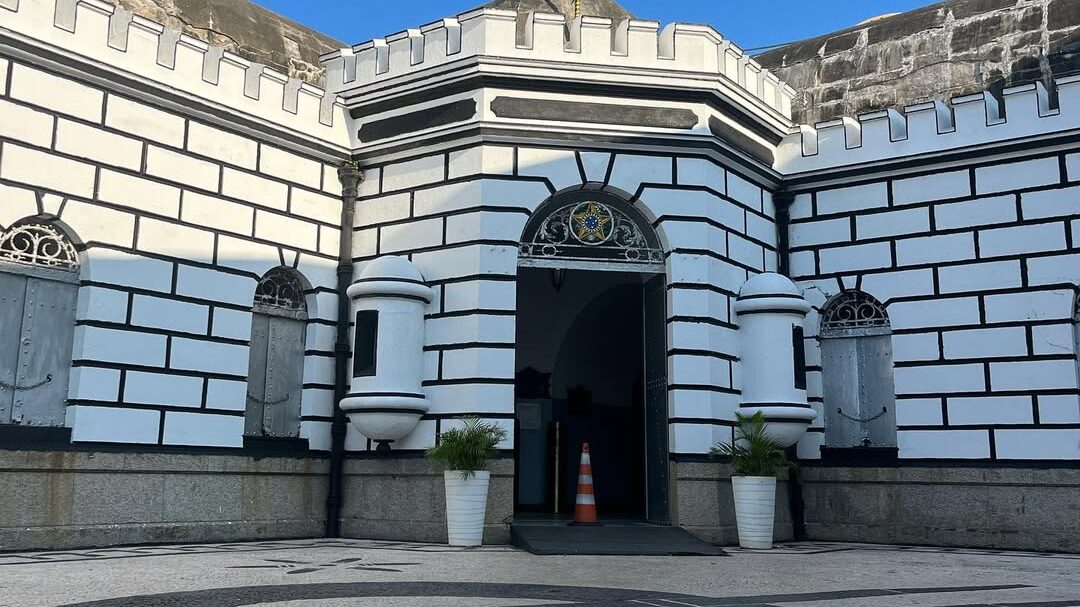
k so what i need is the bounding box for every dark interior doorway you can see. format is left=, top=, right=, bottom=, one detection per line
left=514, top=267, right=668, bottom=521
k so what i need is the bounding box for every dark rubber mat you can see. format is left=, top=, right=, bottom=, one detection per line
left=510, top=522, right=727, bottom=556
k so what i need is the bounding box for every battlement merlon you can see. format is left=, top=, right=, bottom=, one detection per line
left=320, top=8, right=797, bottom=121
left=0, top=0, right=352, bottom=153
left=775, top=76, right=1080, bottom=176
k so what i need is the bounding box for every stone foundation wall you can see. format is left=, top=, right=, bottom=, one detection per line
left=802, top=466, right=1080, bottom=553
left=0, top=450, right=329, bottom=551
left=340, top=457, right=514, bottom=545
left=671, top=461, right=794, bottom=545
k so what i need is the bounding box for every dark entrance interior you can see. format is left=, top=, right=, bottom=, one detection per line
left=514, top=267, right=668, bottom=521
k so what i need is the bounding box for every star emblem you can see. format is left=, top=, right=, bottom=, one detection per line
left=570, top=202, right=613, bottom=244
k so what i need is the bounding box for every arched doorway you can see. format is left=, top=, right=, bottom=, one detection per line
left=514, top=186, right=669, bottom=524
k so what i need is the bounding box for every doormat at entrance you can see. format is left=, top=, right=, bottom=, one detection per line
left=510, top=523, right=727, bottom=556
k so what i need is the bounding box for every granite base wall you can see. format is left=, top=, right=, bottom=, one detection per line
left=802, top=466, right=1080, bottom=553
left=340, top=457, right=514, bottom=545
left=0, top=450, right=329, bottom=552
left=671, top=461, right=794, bottom=545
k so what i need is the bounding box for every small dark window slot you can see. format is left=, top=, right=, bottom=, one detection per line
left=792, top=324, right=807, bottom=390
left=354, top=310, right=379, bottom=377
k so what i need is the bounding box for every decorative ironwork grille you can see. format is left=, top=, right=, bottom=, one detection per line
left=0, top=222, right=79, bottom=271
left=519, top=199, right=663, bottom=268
left=255, top=268, right=306, bottom=313
left=820, top=291, right=890, bottom=336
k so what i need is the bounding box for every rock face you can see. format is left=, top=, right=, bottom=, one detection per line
left=756, top=0, right=1080, bottom=125
left=111, top=0, right=342, bottom=85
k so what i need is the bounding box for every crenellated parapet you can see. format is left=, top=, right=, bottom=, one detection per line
left=320, top=8, right=796, bottom=120
left=0, top=0, right=350, bottom=148
left=776, top=76, right=1080, bottom=174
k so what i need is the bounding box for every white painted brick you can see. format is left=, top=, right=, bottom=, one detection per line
left=1038, top=394, right=1080, bottom=423
left=381, top=154, right=444, bottom=193
left=124, top=371, right=203, bottom=408
left=422, top=180, right=549, bottom=217
left=214, top=234, right=280, bottom=277
left=677, top=157, right=725, bottom=193
left=608, top=154, right=672, bottom=195
left=796, top=431, right=825, bottom=460
left=898, top=429, right=990, bottom=458
left=991, top=359, right=1077, bottom=391
left=291, top=188, right=340, bottom=224
left=181, top=191, right=254, bottom=235
left=896, top=233, right=974, bottom=265
left=728, top=233, right=764, bottom=270
left=893, top=170, right=971, bottom=205
left=790, top=251, right=816, bottom=277
left=105, top=96, right=185, bottom=146
left=948, top=395, right=1033, bottom=425
left=68, top=367, right=121, bottom=402
left=304, top=356, right=335, bottom=386
left=892, top=332, right=940, bottom=362
left=745, top=212, right=775, bottom=245
left=301, top=388, right=334, bottom=419
left=669, top=288, right=729, bottom=322
left=76, top=286, right=128, bottom=323
left=980, top=222, right=1067, bottom=258
left=170, top=338, right=249, bottom=376
left=212, top=307, right=252, bottom=341
left=670, top=355, right=730, bottom=386
left=175, top=265, right=257, bottom=306
left=789, top=193, right=812, bottom=220
left=97, top=170, right=181, bottom=218
left=302, top=421, right=333, bottom=451
left=516, top=147, right=580, bottom=191
left=995, top=429, right=1080, bottom=459
left=0, top=183, right=38, bottom=228
left=10, top=64, right=102, bottom=122
left=942, top=326, right=1027, bottom=359
left=668, top=254, right=746, bottom=291
left=411, top=244, right=517, bottom=283
left=421, top=384, right=514, bottom=414
left=726, top=172, right=762, bottom=211
left=976, top=157, right=1061, bottom=194
left=445, top=212, right=527, bottom=245
left=577, top=152, right=611, bottom=184
left=0, top=57, right=7, bottom=93
left=1026, top=253, right=1080, bottom=286
left=205, top=378, right=247, bottom=412
left=378, top=217, right=441, bottom=253
left=1068, top=153, right=1080, bottom=182
left=441, top=348, right=516, bottom=381
left=670, top=322, right=738, bottom=355
left=320, top=226, right=340, bottom=257
left=186, top=122, right=257, bottom=169
left=55, top=119, right=142, bottom=170
left=130, top=295, right=209, bottom=334
left=1, top=144, right=95, bottom=197
left=82, top=248, right=173, bottom=292
left=255, top=210, right=318, bottom=251
left=68, top=405, right=159, bottom=444
left=933, top=194, right=1016, bottom=229
left=856, top=207, right=930, bottom=239
left=162, top=411, right=243, bottom=447
left=0, top=99, right=53, bottom=147
left=75, top=326, right=166, bottom=366
left=323, top=165, right=343, bottom=197
left=221, top=168, right=288, bottom=211
left=425, top=314, right=516, bottom=346
left=984, top=289, right=1073, bottom=323
left=889, top=297, right=980, bottom=330
left=259, top=145, right=321, bottom=189
left=357, top=192, right=410, bottom=225
left=815, top=182, right=888, bottom=215
left=146, top=146, right=220, bottom=191
left=137, top=217, right=214, bottom=263
left=60, top=199, right=135, bottom=248
left=789, top=217, right=849, bottom=247
left=648, top=188, right=743, bottom=229
left=894, top=363, right=985, bottom=394
left=818, top=242, right=891, bottom=273
left=1020, top=185, right=1080, bottom=220
left=443, top=280, right=516, bottom=313
left=895, top=398, right=943, bottom=425
left=860, top=268, right=935, bottom=302
left=938, top=260, right=1022, bottom=294
left=1031, top=323, right=1073, bottom=356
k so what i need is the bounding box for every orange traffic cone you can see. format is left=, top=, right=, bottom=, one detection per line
left=573, top=442, right=599, bottom=525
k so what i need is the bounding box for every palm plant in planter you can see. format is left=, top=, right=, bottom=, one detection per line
left=426, top=417, right=507, bottom=547
left=711, top=411, right=792, bottom=549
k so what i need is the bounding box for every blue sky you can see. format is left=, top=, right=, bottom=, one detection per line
left=255, top=1, right=938, bottom=51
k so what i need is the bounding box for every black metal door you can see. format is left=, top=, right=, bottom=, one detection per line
left=643, top=274, right=670, bottom=524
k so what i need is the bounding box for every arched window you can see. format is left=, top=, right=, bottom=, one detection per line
left=819, top=290, right=897, bottom=449
left=0, top=219, right=80, bottom=428
left=245, top=267, right=308, bottom=439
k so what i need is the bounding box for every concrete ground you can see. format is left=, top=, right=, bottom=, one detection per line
left=1, top=539, right=1078, bottom=607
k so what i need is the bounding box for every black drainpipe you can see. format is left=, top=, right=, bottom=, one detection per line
left=773, top=190, right=807, bottom=541
left=326, top=164, right=362, bottom=538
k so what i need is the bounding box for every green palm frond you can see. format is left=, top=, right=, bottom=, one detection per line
left=709, top=411, right=792, bottom=477
left=426, top=417, right=508, bottom=480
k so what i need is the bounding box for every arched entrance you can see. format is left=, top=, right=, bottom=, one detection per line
left=513, top=186, right=669, bottom=524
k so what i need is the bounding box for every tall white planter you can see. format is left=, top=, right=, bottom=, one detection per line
left=731, top=476, right=777, bottom=549
left=443, top=470, right=490, bottom=547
